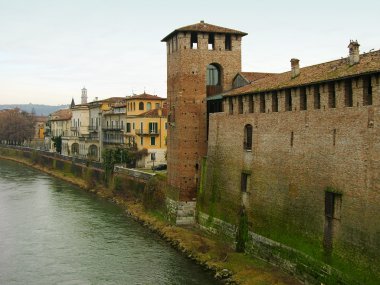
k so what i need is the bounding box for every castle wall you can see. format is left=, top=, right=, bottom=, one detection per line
left=201, top=74, right=380, bottom=281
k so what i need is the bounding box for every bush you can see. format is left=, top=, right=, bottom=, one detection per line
left=142, top=177, right=166, bottom=211
left=113, top=175, right=123, bottom=192
left=85, top=168, right=96, bottom=189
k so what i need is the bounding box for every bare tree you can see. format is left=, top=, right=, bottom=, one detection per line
left=0, top=108, right=36, bottom=145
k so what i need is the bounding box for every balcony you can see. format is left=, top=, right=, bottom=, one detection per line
left=102, top=126, right=123, bottom=131
left=103, top=139, right=124, bottom=144
left=70, top=126, right=78, bottom=131
left=88, top=125, right=99, bottom=132
left=135, top=129, right=160, bottom=136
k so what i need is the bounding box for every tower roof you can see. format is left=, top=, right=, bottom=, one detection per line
left=161, top=21, right=247, bottom=42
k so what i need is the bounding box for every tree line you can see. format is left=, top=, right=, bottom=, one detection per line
left=0, top=108, right=36, bottom=145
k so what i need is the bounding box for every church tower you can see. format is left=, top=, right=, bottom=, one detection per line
left=162, top=21, right=247, bottom=203
left=81, top=87, right=87, bottom=104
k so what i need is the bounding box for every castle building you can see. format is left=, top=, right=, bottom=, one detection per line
left=162, top=21, right=247, bottom=202
left=163, top=22, right=380, bottom=282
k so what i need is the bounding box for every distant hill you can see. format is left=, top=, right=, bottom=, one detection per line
left=0, top=104, right=69, bottom=116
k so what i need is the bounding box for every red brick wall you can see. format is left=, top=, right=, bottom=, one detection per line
left=166, top=32, right=243, bottom=200
left=204, top=74, right=380, bottom=262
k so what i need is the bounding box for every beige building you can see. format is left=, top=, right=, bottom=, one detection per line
left=64, top=104, right=90, bottom=158
left=102, top=100, right=127, bottom=149
left=48, top=109, right=72, bottom=153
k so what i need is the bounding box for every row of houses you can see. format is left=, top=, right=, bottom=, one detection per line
left=45, top=90, right=168, bottom=168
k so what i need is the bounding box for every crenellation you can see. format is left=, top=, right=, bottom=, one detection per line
left=163, top=21, right=380, bottom=282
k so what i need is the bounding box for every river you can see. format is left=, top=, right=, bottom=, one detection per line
left=0, top=159, right=217, bottom=285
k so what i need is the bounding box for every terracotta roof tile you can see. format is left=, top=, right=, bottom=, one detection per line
left=225, top=50, right=380, bottom=97
left=162, top=21, right=247, bottom=42
left=239, top=72, right=278, bottom=83
left=137, top=107, right=168, bottom=118
left=126, top=93, right=166, bottom=101
left=50, top=109, right=72, bottom=121
left=34, top=116, right=48, bottom=122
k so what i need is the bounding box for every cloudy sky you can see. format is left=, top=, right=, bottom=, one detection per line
left=0, top=0, right=379, bottom=105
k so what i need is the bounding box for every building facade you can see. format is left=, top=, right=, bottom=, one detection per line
left=163, top=22, right=380, bottom=282
left=125, top=93, right=167, bottom=167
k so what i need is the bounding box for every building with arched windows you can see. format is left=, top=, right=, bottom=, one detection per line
left=162, top=21, right=380, bottom=283
left=162, top=21, right=246, bottom=214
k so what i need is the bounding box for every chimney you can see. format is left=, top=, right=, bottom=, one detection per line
left=291, top=58, right=300, bottom=78
left=81, top=87, right=87, bottom=104
left=348, top=40, right=360, bottom=66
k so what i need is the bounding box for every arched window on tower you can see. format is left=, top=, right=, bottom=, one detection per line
left=244, top=124, right=253, bottom=150
left=206, top=64, right=222, bottom=96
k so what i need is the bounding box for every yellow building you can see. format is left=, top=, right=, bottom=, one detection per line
left=125, top=93, right=167, bottom=168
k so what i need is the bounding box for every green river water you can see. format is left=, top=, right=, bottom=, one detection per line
left=0, top=159, right=217, bottom=285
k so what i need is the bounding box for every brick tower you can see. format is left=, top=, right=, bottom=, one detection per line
left=162, top=21, right=247, bottom=204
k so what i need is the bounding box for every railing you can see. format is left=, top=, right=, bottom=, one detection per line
left=135, top=129, right=160, bottom=136
left=102, top=126, right=123, bottom=131
left=70, top=126, right=78, bottom=131
left=103, top=139, right=124, bottom=144
left=88, top=126, right=99, bottom=131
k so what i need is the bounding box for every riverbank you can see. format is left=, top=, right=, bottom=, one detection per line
left=0, top=153, right=302, bottom=285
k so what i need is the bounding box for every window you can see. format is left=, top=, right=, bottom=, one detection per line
left=206, top=64, right=220, bottom=86
left=132, top=122, right=135, bottom=130
left=147, top=102, right=151, bottom=110
left=244, top=124, right=253, bottom=150
left=191, top=32, right=198, bottom=49
left=225, top=34, right=231, bottom=50
left=155, top=103, right=160, bottom=109
left=272, top=91, right=278, bottom=112
left=133, top=102, right=136, bottom=110
left=229, top=97, right=234, bottom=115
left=363, top=76, right=373, bottom=106
left=260, top=94, right=265, bottom=113
left=324, top=191, right=342, bottom=252
left=139, top=102, right=144, bottom=110
left=208, top=33, right=215, bottom=50
left=285, top=89, right=292, bottom=111
left=241, top=172, right=249, bottom=192
left=291, top=131, right=294, bottom=147
left=248, top=95, right=254, bottom=113
left=328, top=83, right=336, bottom=108
left=140, top=137, right=143, bottom=146
left=314, top=85, right=321, bottom=109
left=344, top=79, right=353, bottom=107
left=238, top=97, right=243, bottom=114
left=126, top=123, right=131, bottom=133
left=151, top=136, right=156, bottom=146
left=149, top=122, right=158, bottom=134
left=300, top=87, right=307, bottom=110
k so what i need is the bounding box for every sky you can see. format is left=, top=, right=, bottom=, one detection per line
left=0, top=0, right=379, bottom=105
